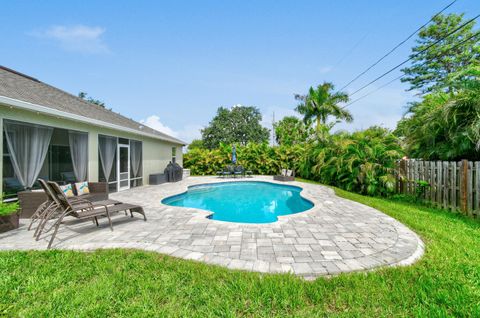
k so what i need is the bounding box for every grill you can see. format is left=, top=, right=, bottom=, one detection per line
left=164, top=161, right=183, bottom=182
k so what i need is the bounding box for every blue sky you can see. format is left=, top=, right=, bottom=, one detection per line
left=1, top=0, right=478, bottom=143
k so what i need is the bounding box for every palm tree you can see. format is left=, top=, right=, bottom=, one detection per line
left=295, top=82, right=352, bottom=133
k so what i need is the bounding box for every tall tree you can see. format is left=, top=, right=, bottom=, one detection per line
left=401, top=13, right=480, bottom=94
left=295, top=82, right=352, bottom=133
left=201, top=105, right=270, bottom=149
left=187, top=139, right=205, bottom=151
left=274, top=116, right=313, bottom=146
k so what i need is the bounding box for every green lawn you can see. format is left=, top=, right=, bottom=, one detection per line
left=1, top=182, right=480, bottom=317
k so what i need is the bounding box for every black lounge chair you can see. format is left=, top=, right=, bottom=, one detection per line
left=234, top=165, right=244, bottom=178
left=219, top=165, right=234, bottom=178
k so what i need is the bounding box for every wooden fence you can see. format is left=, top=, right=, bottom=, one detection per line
left=396, top=159, right=480, bottom=217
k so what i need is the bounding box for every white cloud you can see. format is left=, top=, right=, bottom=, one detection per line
left=140, top=115, right=202, bottom=144
left=141, top=115, right=179, bottom=137
left=319, top=66, right=333, bottom=74
left=30, top=25, right=109, bottom=54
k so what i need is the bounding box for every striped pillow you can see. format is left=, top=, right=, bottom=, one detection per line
left=75, top=181, right=90, bottom=196
left=59, top=184, right=75, bottom=197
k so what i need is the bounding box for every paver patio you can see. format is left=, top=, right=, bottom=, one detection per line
left=0, top=176, right=423, bottom=279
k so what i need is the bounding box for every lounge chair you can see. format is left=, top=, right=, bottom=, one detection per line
left=33, top=179, right=122, bottom=240
left=273, top=168, right=295, bottom=182
left=219, top=166, right=234, bottom=178
left=18, top=181, right=109, bottom=218
left=28, top=179, right=60, bottom=232
left=234, top=165, right=244, bottom=178
left=45, top=181, right=146, bottom=249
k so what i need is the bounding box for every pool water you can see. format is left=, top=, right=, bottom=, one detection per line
left=161, top=181, right=314, bottom=223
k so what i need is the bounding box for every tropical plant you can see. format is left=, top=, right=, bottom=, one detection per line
left=396, top=65, right=480, bottom=160
left=310, top=127, right=402, bottom=196
left=184, top=127, right=402, bottom=196
left=295, top=82, right=352, bottom=138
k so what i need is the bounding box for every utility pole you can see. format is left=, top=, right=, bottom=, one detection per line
left=271, top=111, right=276, bottom=146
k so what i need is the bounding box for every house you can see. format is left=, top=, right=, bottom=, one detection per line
left=0, top=66, right=185, bottom=199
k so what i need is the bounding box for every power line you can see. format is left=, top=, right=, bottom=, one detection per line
left=342, top=74, right=405, bottom=109
left=339, top=0, right=458, bottom=91
left=347, top=13, right=480, bottom=98
left=332, top=33, right=369, bottom=68
left=342, top=30, right=480, bottom=109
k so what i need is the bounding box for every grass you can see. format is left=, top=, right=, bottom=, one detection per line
left=1, top=181, right=480, bottom=317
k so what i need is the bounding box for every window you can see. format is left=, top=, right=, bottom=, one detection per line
left=172, top=147, right=176, bottom=163
left=2, top=134, right=23, bottom=200
left=98, top=135, right=118, bottom=193
left=2, top=120, right=86, bottom=200
left=130, top=140, right=143, bottom=187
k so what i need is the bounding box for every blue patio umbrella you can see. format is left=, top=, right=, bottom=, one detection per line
left=232, top=145, right=237, bottom=164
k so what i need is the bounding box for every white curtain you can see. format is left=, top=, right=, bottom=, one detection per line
left=3, top=120, right=53, bottom=189
left=130, top=140, right=142, bottom=179
left=98, top=135, right=117, bottom=182
left=69, top=131, right=88, bottom=182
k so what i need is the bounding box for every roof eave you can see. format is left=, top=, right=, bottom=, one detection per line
left=0, top=95, right=186, bottom=145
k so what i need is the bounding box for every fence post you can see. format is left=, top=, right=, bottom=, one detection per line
left=451, top=161, right=457, bottom=211
left=399, top=159, right=406, bottom=194
left=467, top=161, right=473, bottom=215
left=461, top=159, right=468, bottom=214
left=475, top=161, right=480, bottom=216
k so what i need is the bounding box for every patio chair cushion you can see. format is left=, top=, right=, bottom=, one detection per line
left=59, top=184, right=75, bottom=197
left=75, top=181, right=90, bottom=196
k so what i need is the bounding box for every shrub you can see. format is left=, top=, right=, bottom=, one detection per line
left=184, top=127, right=403, bottom=197
left=0, top=201, right=19, bottom=217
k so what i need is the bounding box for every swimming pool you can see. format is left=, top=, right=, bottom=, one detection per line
left=161, top=181, right=314, bottom=223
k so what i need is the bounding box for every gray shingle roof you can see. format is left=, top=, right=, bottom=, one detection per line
left=0, top=66, right=185, bottom=145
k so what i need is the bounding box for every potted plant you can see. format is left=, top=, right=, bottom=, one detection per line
left=0, top=200, right=20, bottom=233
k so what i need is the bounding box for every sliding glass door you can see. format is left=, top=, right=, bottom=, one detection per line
left=99, top=135, right=142, bottom=193
left=118, top=144, right=130, bottom=191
